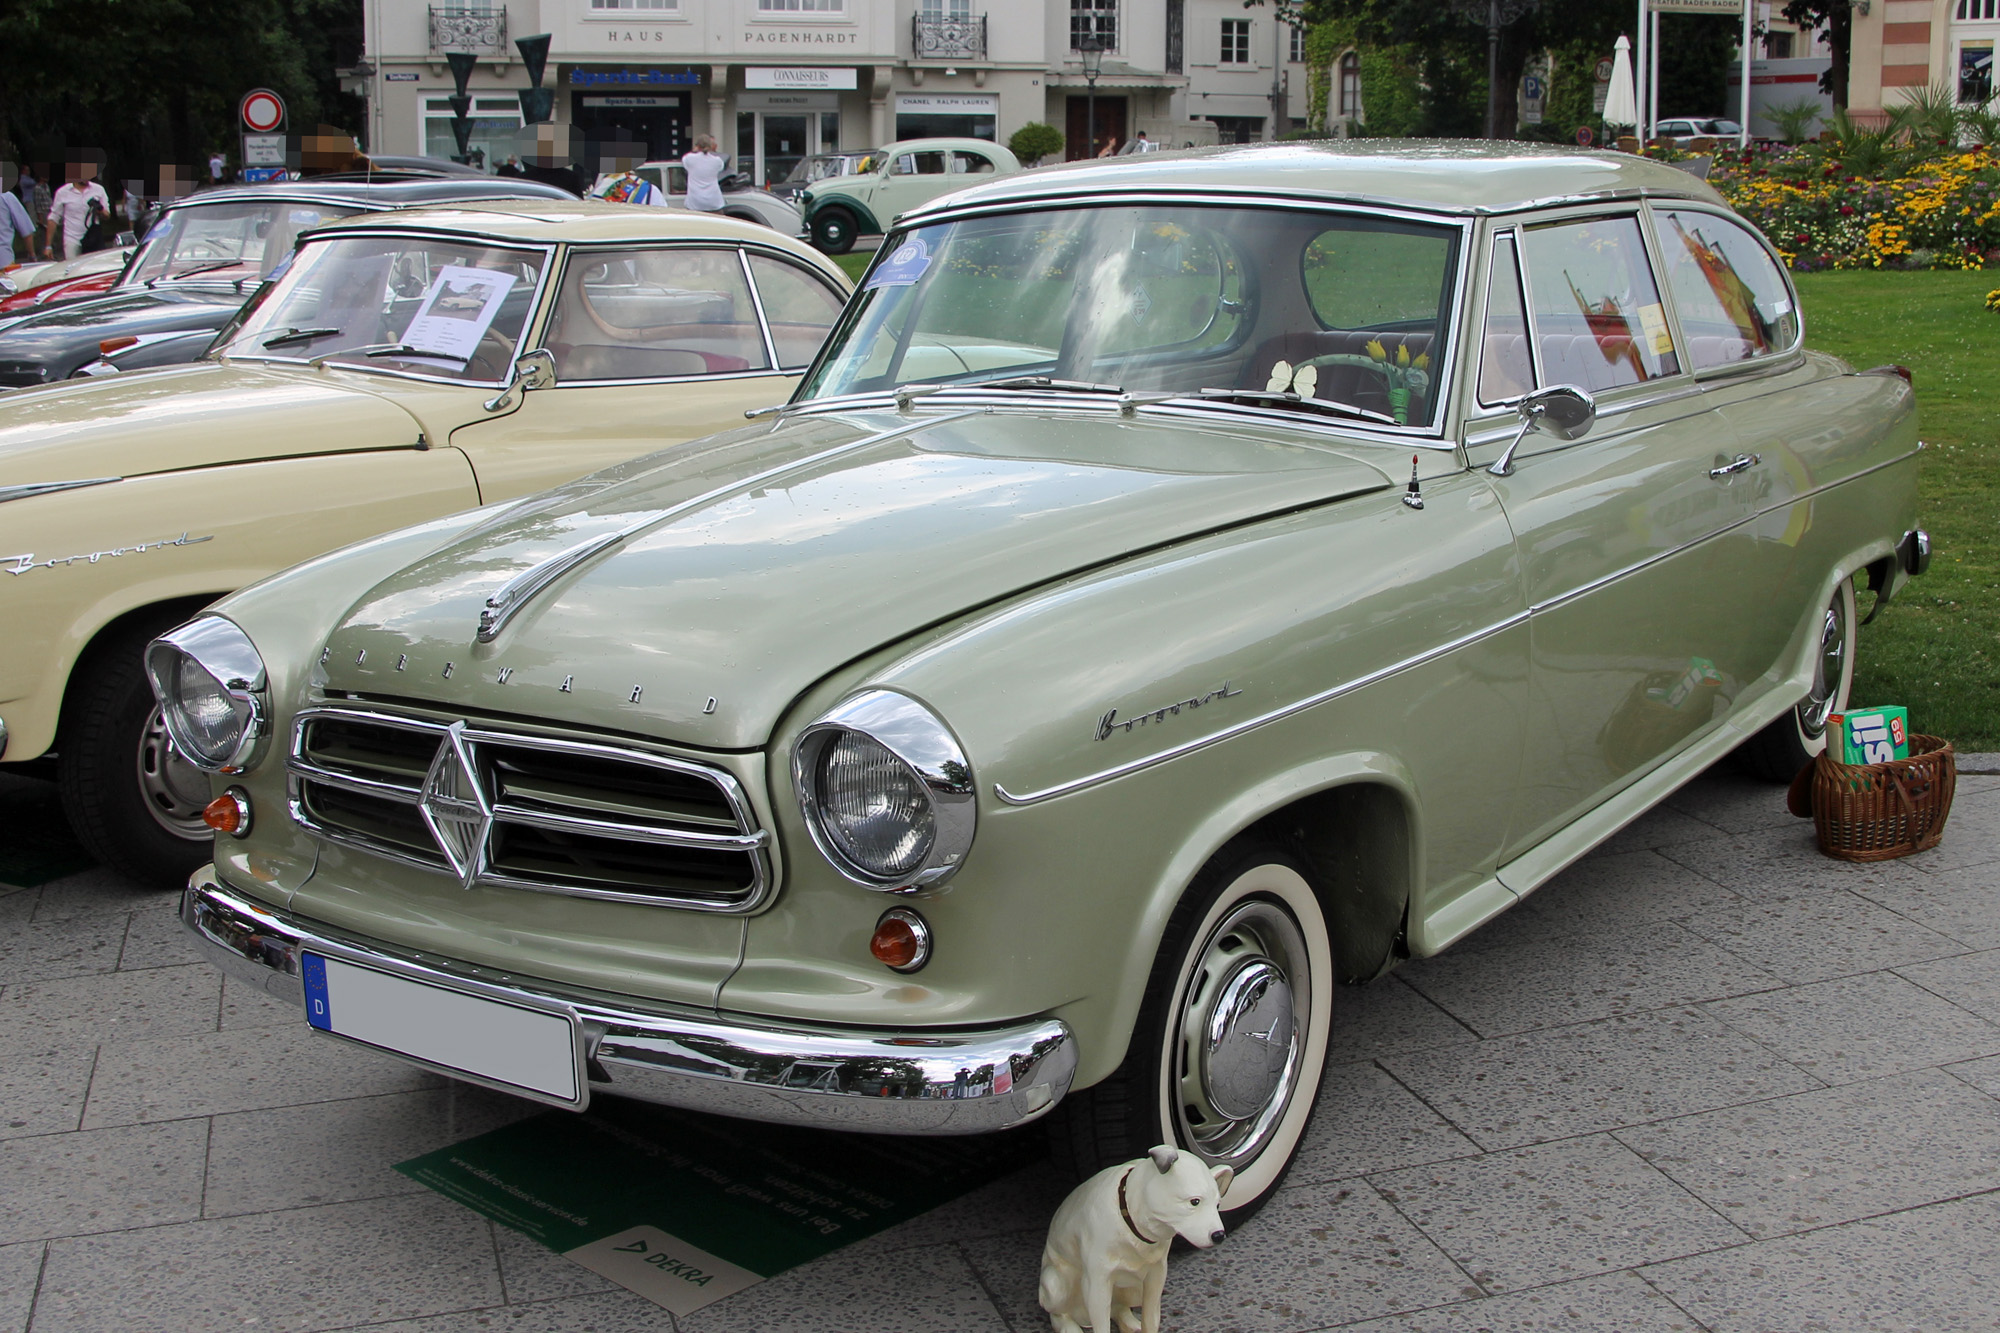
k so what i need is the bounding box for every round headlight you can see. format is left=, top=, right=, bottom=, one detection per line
left=817, top=730, right=936, bottom=879
left=794, top=690, right=974, bottom=890
left=144, top=617, right=269, bottom=774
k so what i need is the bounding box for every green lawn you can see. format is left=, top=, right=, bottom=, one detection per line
left=833, top=252, right=872, bottom=283
left=1795, top=270, right=2000, bottom=750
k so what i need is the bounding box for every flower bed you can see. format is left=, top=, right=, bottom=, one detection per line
left=1712, top=143, right=2000, bottom=272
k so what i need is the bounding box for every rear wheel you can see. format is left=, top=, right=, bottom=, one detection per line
left=58, top=621, right=215, bottom=886
left=811, top=208, right=856, bottom=255
left=1739, top=576, right=1857, bottom=780
left=1050, top=842, right=1333, bottom=1223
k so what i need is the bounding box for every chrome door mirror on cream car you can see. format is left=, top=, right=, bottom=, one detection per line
left=484, top=348, right=558, bottom=413
left=1489, top=384, right=1597, bottom=477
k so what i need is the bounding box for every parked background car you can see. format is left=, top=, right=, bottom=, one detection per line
left=0, top=199, right=849, bottom=884
left=0, top=177, right=572, bottom=389
left=799, top=137, right=1020, bottom=253
left=0, top=246, right=138, bottom=318
left=587, top=161, right=802, bottom=233
left=164, top=143, right=1926, bottom=1227
left=1655, top=117, right=1746, bottom=147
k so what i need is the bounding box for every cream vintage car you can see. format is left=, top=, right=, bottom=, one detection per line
left=163, top=143, right=1928, bottom=1220
left=0, top=200, right=849, bottom=882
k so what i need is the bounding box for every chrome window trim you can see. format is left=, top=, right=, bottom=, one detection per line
left=994, top=444, right=1925, bottom=808
left=742, top=249, right=852, bottom=372
left=539, top=366, right=797, bottom=390
left=1475, top=229, right=1537, bottom=410
left=1643, top=199, right=1808, bottom=368
left=738, top=245, right=783, bottom=372
left=542, top=238, right=780, bottom=386
left=1512, top=208, right=1690, bottom=397
left=286, top=704, right=775, bottom=911
left=0, top=476, right=121, bottom=506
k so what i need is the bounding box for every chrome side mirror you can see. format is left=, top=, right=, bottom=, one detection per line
left=484, top=348, right=557, bottom=413
left=1489, top=384, right=1596, bottom=477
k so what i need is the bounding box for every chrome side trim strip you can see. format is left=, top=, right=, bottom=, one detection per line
left=993, top=444, right=1922, bottom=808
left=0, top=477, right=121, bottom=505
left=182, top=870, right=1078, bottom=1132
left=993, top=609, right=1532, bottom=806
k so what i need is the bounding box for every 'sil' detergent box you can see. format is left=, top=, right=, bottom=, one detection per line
left=1829, top=707, right=1910, bottom=765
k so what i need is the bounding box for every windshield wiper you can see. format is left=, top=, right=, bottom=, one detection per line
left=1194, top=388, right=1398, bottom=426
left=259, top=326, right=343, bottom=349
left=956, top=375, right=1126, bottom=394
left=147, top=260, right=243, bottom=288
left=308, top=343, right=469, bottom=369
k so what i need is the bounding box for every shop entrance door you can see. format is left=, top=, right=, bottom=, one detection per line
left=1065, top=95, right=1127, bottom=159
left=736, top=112, right=813, bottom=187
left=572, top=94, right=692, bottom=168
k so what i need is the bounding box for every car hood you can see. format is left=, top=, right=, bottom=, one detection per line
left=0, top=289, right=243, bottom=369
left=318, top=407, right=1394, bottom=749
left=0, top=362, right=424, bottom=486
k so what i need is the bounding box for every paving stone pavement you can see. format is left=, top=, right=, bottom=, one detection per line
left=2, top=763, right=1997, bottom=1332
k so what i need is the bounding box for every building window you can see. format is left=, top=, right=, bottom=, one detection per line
left=1220, top=19, right=1250, bottom=64
left=1957, top=0, right=1998, bottom=18
left=590, top=0, right=679, bottom=10
left=1166, top=0, right=1183, bottom=73
left=1289, top=24, right=1305, bottom=64
left=423, top=97, right=523, bottom=173
left=1964, top=41, right=1995, bottom=104
left=1761, top=30, right=1793, bottom=59
left=1338, top=51, right=1360, bottom=118
left=1071, top=0, right=1116, bottom=53
left=758, top=0, right=843, bottom=12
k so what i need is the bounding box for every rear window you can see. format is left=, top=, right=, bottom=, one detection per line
left=1655, top=209, right=1799, bottom=369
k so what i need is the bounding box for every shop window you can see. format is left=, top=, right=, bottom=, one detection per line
left=1220, top=19, right=1250, bottom=64
left=1655, top=209, right=1800, bottom=368
left=548, top=247, right=770, bottom=381
left=1518, top=215, right=1679, bottom=391
left=1962, top=41, right=1994, bottom=105
left=422, top=98, right=523, bottom=173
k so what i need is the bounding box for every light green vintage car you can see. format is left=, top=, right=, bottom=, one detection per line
left=163, top=143, right=1928, bottom=1220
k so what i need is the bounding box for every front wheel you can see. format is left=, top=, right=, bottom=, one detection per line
left=810, top=208, right=856, bottom=255
left=1050, top=842, right=1334, bottom=1222
left=58, top=623, right=215, bottom=886
left=1738, top=576, right=1857, bottom=780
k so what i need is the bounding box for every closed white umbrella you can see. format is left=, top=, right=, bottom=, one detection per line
left=1602, top=34, right=1638, bottom=131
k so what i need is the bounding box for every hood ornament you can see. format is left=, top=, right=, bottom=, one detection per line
left=418, top=722, right=492, bottom=889
left=476, top=530, right=626, bottom=643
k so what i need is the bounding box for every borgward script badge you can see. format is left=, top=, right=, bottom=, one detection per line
left=419, top=723, right=491, bottom=889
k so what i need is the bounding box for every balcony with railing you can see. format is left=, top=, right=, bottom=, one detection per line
left=912, top=12, right=988, bottom=61
left=429, top=5, right=509, bottom=54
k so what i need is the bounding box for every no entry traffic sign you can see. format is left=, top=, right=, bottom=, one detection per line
left=240, top=89, right=286, bottom=134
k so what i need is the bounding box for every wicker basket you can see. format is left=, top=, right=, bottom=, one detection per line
left=1787, top=734, right=1957, bottom=862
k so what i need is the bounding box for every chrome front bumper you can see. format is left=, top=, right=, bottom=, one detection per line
left=183, top=868, right=1077, bottom=1133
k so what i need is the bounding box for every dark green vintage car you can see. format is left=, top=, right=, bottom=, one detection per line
left=157, top=143, right=1927, bottom=1220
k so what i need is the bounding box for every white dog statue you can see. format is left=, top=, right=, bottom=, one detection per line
left=1038, top=1145, right=1232, bottom=1333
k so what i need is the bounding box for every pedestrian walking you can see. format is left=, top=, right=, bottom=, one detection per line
left=682, top=135, right=726, bottom=213
left=0, top=169, right=36, bottom=262
left=45, top=158, right=110, bottom=260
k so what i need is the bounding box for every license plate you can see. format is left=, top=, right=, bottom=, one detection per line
left=301, top=951, right=581, bottom=1104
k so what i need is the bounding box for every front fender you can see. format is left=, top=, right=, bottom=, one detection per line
left=810, top=194, right=882, bottom=236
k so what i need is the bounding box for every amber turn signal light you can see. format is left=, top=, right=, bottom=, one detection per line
left=870, top=908, right=931, bottom=973
left=203, top=788, right=252, bottom=838
left=98, top=335, right=139, bottom=356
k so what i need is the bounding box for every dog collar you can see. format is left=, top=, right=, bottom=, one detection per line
left=1117, top=1168, right=1160, bottom=1245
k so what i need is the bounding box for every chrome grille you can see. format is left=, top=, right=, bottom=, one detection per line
left=287, top=706, right=771, bottom=911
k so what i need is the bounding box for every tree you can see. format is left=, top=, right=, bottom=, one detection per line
left=1777, top=0, right=1850, bottom=107
left=0, top=0, right=363, bottom=186
left=1008, top=122, right=1065, bottom=166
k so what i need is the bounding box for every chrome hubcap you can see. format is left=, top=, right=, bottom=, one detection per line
left=136, top=706, right=211, bottom=839
left=1798, top=592, right=1849, bottom=738
left=1172, top=898, right=1309, bottom=1167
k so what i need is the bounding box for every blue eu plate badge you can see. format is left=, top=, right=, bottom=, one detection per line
left=302, top=951, right=333, bottom=1030
left=864, top=237, right=932, bottom=290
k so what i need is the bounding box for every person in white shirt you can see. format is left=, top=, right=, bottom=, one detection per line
left=45, top=160, right=110, bottom=260
left=1, top=167, right=36, bottom=261
left=681, top=135, right=726, bottom=213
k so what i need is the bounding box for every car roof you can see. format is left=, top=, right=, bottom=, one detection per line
left=874, top=137, right=1017, bottom=160
left=302, top=199, right=843, bottom=273
left=903, top=139, right=1727, bottom=220
left=162, top=177, right=574, bottom=213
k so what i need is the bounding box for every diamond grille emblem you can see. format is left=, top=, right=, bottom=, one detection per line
left=418, top=722, right=492, bottom=889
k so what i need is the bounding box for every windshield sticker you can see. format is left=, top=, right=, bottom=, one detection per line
left=401, top=264, right=520, bottom=366
left=1131, top=283, right=1152, bottom=325
left=864, top=237, right=931, bottom=290
left=264, top=249, right=298, bottom=284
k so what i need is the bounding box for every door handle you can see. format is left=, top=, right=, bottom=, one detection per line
left=1709, top=452, right=1761, bottom=479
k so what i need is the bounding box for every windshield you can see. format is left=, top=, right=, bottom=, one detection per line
left=217, top=233, right=547, bottom=382
left=789, top=154, right=861, bottom=184
left=800, top=204, right=1462, bottom=427
left=123, top=200, right=361, bottom=288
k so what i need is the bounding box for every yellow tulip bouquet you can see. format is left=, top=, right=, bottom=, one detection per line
left=1266, top=338, right=1431, bottom=424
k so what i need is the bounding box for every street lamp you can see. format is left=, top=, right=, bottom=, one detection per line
left=1079, top=34, right=1105, bottom=160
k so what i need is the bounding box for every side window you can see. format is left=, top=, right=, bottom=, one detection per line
left=1654, top=209, right=1800, bottom=369
left=893, top=152, right=947, bottom=176
left=1479, top=234, right=1534, bottom=405
left=952, top=151, right=996, bottom=174
left=1519, top=215, right=1679, bottom=392
left=547, top=246, right=771, bottom=382
left=748, top=254, right=847, bottom=368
